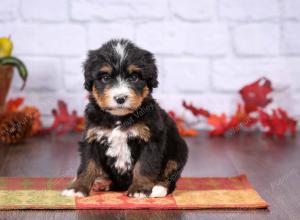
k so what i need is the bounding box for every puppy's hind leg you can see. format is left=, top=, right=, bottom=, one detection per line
left=62, top=160, right=107, bottom=197
left=150, top=160, right=182, bottom=198
left=127, top=162, right=156, bottom=198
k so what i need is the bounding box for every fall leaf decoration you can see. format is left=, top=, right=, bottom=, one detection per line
left=239, top=77, right=273, bottom=113
left=0, top=112, right=33, bottom=144
left=174, top=77, right=297, bottom=138
left=22, top=106, right=42, bottom=135
left=226, top=104, right=257, bottom=132
left=3, top=97, right=42, bottom=135
left=75, top=117, right=85, bottom=132
left=168, top=111, right=199, bottom=137
left=2, top=78, right=297, bottom=139
left=1, top=98, right=84, bottom=139
left=207, top=113, right=229, bottom=136
left=182, top=101, right=210, bottom=117
left=0, top=97, right=40, bottom=144
left=205, top=105, right=258, bottom=137
left=259, top=108, right=297, bottom=137
left=5, top=97, right=24, bottom=112
left=41, top=100, right=85, bottom=135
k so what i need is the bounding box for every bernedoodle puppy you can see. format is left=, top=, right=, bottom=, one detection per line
left=62, top=39, right=188, bottom=198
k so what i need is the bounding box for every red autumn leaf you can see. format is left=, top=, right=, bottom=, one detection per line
left=227, top=104, right=257, bottom=133
left=272, top=109, right=288, bottom=137
left=258, top=108, right=297, bottom=138
left=5, top=97, right=24, bottom=113
left=258, top=110, right=272, bottom=136
left=168, top=111, right=199, bottom=137
left=207, top=113, right=228, bottom=136
left=288, top=117, right=297, bottom=137
left=275, top=108, right=297, bottom=137
left=182, top=101, right=210, bottom=117
left=41, top=100, right=85, bottom=135
left=239, top=77, right=273, bottom=113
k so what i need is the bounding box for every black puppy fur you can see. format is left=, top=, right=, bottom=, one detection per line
left=63, top=39, right=188, bottom=198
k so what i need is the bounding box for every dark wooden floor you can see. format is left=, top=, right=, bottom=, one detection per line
left=0, top=132, right=299, bottom=219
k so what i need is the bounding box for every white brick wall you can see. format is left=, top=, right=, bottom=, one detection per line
left=21, top=0, right=68, bottom=21
left=1, top=0, right=299, bottom=124
left=282, top=0, right=300, bottom=19
left=219, top=0, right=280, bottom=21
left=0, top=0, right=19, bottom=21
left=233, top=23, right=280, bottom=55
left=170, top=0, right=217, bottom=21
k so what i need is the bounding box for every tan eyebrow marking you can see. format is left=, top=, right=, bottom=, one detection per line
left=128, top=64, right=142, bottom=74
left=99, top=64, right=113, bottom=74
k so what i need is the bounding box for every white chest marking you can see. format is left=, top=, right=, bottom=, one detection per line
left=105, top=126, right=132, bottom=174
left=86, top=124, right=150, bottom=174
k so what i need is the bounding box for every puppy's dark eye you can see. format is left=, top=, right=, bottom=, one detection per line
left=101, top=74, right=112, bottom=83
left=126, top=74, right=139, bottom=82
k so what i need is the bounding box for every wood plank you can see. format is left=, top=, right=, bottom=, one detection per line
left=224, top=133, right=300, bottom=219
left=0, top=143, right=10, bottom=173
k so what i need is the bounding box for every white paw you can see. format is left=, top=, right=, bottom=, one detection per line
left=128, top=191, right=147, bottom=198
left=133, top=192, right=147, bottom=198
left=61, top=189, right=85, bottom=197
left=150, top=185, right=168, bottom=198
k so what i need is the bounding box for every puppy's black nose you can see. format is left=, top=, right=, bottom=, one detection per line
left=114, top=95, right=127, bottom=104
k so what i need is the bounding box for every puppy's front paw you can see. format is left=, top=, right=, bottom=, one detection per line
left=61, top=184, right=90, bottom=197
left=61, top=188, right=86, bottom=197
left=150, top=185, right=168, bottom=198
left=127, top=183, right=154, bottom=198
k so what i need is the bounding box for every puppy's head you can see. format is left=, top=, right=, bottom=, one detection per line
left=84, top=39, right=158, bottom=116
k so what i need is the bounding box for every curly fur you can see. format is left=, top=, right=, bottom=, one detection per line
left=63, top=39, right=188, bottom=198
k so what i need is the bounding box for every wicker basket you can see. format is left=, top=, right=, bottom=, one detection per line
left=0, top=66, right=13, bottom=114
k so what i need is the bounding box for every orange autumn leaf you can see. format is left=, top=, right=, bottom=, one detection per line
left=180, top=128, right=199, bottom=137
left=75, top=117, right=85, bottom=132
left=227, top=104, right=257, bottom=132
left=207, top=113, right=228, bottom=136
left=168, top=111, right=199, bottom=137
left=5, top=97, right=24, bottom=112
left=22, top=106, right=42, bottom=135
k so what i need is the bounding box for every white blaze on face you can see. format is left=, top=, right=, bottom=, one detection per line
left=107, top=41, right=138, bottom=116
left=113, top=41, right=127, bottom=63
left=107, top=76, right=132, bottom=115
left=108, top=76, right=131, bottom=100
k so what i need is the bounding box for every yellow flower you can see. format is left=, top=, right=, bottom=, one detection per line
left=0, top=37, right=13, bottom=58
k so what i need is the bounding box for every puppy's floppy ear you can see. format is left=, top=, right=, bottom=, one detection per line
left=83, top=50, right=98, bottom=91
left=144, top=52, right=159, bottom=91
